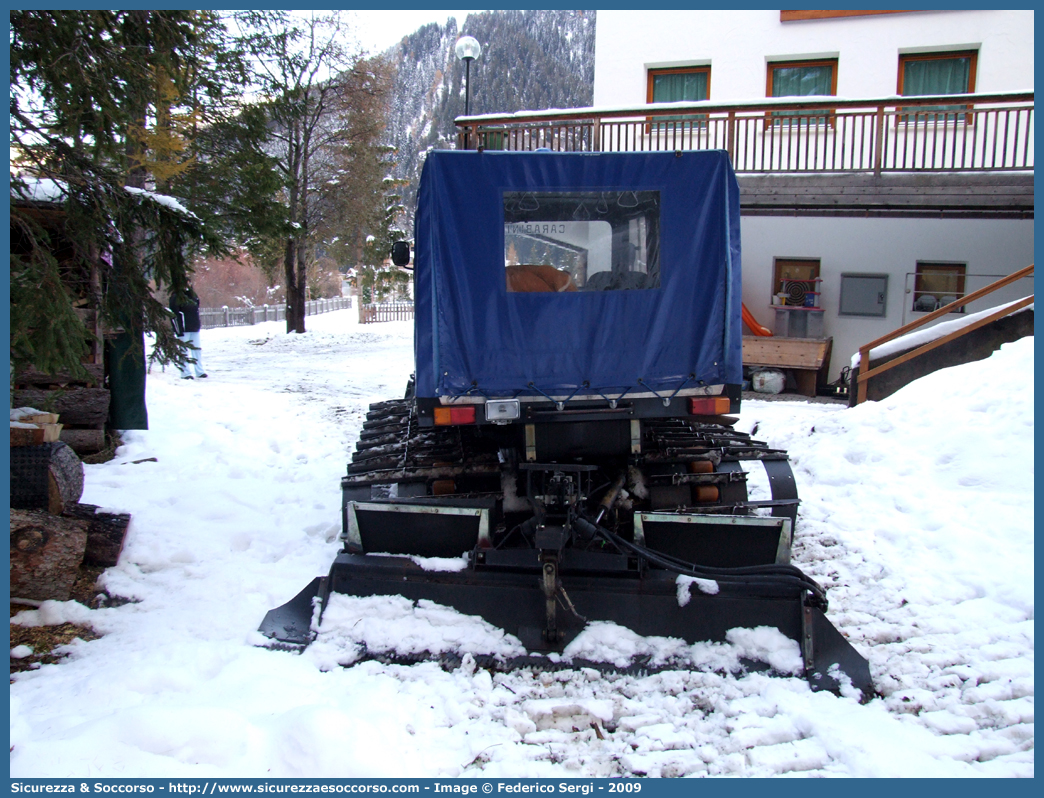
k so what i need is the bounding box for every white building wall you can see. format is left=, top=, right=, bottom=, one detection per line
left=593, top=10, right=1034, bottom=107
left=594, top=10, right=1034, bottom=382
left=740, top=216, right=1034, bottom=380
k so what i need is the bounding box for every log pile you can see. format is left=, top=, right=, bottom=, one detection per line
left=11, top=409, right=84, bottom=514
left=12, top=364, right=109, bottom=454
left=10, top=409, right=63, bottom=447
left=64, top=504, right=133, bottom=568
left=10, top=408, right=130, bottom=601
left=10, top=509, right=90, bottom=602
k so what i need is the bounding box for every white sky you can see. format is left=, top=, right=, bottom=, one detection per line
left=346, top=9, right=476, bottom=54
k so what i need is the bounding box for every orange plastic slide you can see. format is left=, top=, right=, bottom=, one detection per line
left=742, top=303, right=773, bottom=337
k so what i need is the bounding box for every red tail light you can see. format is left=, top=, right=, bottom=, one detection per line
left=433, top=405, right=477, bottom=426
left=689, top=396, right=731, bottom=415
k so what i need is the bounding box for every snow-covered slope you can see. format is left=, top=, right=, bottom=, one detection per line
left=9, top=310, right=1033, bottom=777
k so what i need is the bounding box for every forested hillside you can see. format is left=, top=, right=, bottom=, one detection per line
left=382, top=10, right=596, bottom=223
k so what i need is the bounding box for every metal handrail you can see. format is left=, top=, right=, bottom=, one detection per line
left=854, top=264, right=1034, bottom=403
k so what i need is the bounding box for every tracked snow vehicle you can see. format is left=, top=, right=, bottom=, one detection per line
left=261, top=150, right=872, bottom=696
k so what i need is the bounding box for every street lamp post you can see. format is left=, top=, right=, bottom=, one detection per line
left=454, top=35, right=482, bottom=117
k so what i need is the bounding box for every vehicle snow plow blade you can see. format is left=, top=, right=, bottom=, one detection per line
left=260, top=553, right=873, bottom=699
left=258, top=576, right=325, bottom=651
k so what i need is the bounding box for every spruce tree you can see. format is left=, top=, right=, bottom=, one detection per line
left=354, top=172, right=410, bottom=304
left=166, top=13, right=288, bottom=267
left=9, top=11, right=224, bottom=376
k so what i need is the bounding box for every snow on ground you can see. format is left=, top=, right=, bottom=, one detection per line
left=9, top=309, right=1033, bottom=778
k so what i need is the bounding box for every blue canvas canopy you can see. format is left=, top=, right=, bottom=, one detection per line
left=413, top=150, right=742, bottom=400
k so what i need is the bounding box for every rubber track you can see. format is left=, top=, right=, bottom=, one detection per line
left=346, top=400, right=496, bottom=477
left=345, top=401, right=791, bottom=509
left=642, top=419, right=789, bottom=462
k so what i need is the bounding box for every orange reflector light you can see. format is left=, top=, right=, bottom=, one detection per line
left=688, top=460, right=714, bottom=474
left=693, top=485, right=720, bottom=502
left=689, top=396, right=731, bottom=415
left=431, top=479, right=456, bottom=495
left=434, top=405, right=477, bottom=426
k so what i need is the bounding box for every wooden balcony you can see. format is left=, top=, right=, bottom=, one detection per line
left=456, top=92, right=1033, bottom=217
left=457, top=91, right=1032, bottom=172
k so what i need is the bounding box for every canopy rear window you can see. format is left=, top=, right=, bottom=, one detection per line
left=504, top=191, right=660, bottom=292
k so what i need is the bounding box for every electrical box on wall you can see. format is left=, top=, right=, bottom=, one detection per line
left=839, top=273, right=888, bottom=317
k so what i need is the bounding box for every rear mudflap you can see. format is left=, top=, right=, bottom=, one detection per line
left=260, top=554, right=873, bottom=699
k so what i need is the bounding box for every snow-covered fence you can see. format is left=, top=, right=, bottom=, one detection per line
left=199, top=297, right=352, bottom=329
left=359, top=302, right=414, bottom=324
left=302, top=297, right=352, bottom=318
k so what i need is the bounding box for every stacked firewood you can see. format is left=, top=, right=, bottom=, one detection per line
left=10, top=408, right=63, bottom=447
left=10, top=407, right=130, bottom=602
left=12, top=364, right=109, bottom=454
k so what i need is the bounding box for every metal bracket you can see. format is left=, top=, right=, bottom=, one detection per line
left=763, top=458, right=800, bottom=528
left=801, top=596, right=816, bottom=676
left=539, top=552, right=560, bottom=643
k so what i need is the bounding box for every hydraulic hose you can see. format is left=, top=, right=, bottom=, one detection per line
left=595, top=472, right=628, bottom=525
left=573, top=516, right=828, bottom=610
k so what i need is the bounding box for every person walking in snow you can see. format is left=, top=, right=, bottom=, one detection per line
left=170, top=287, right=207, bottom=380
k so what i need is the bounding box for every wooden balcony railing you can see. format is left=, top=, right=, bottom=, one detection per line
left=456, top=91, right=1033, bottom=175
